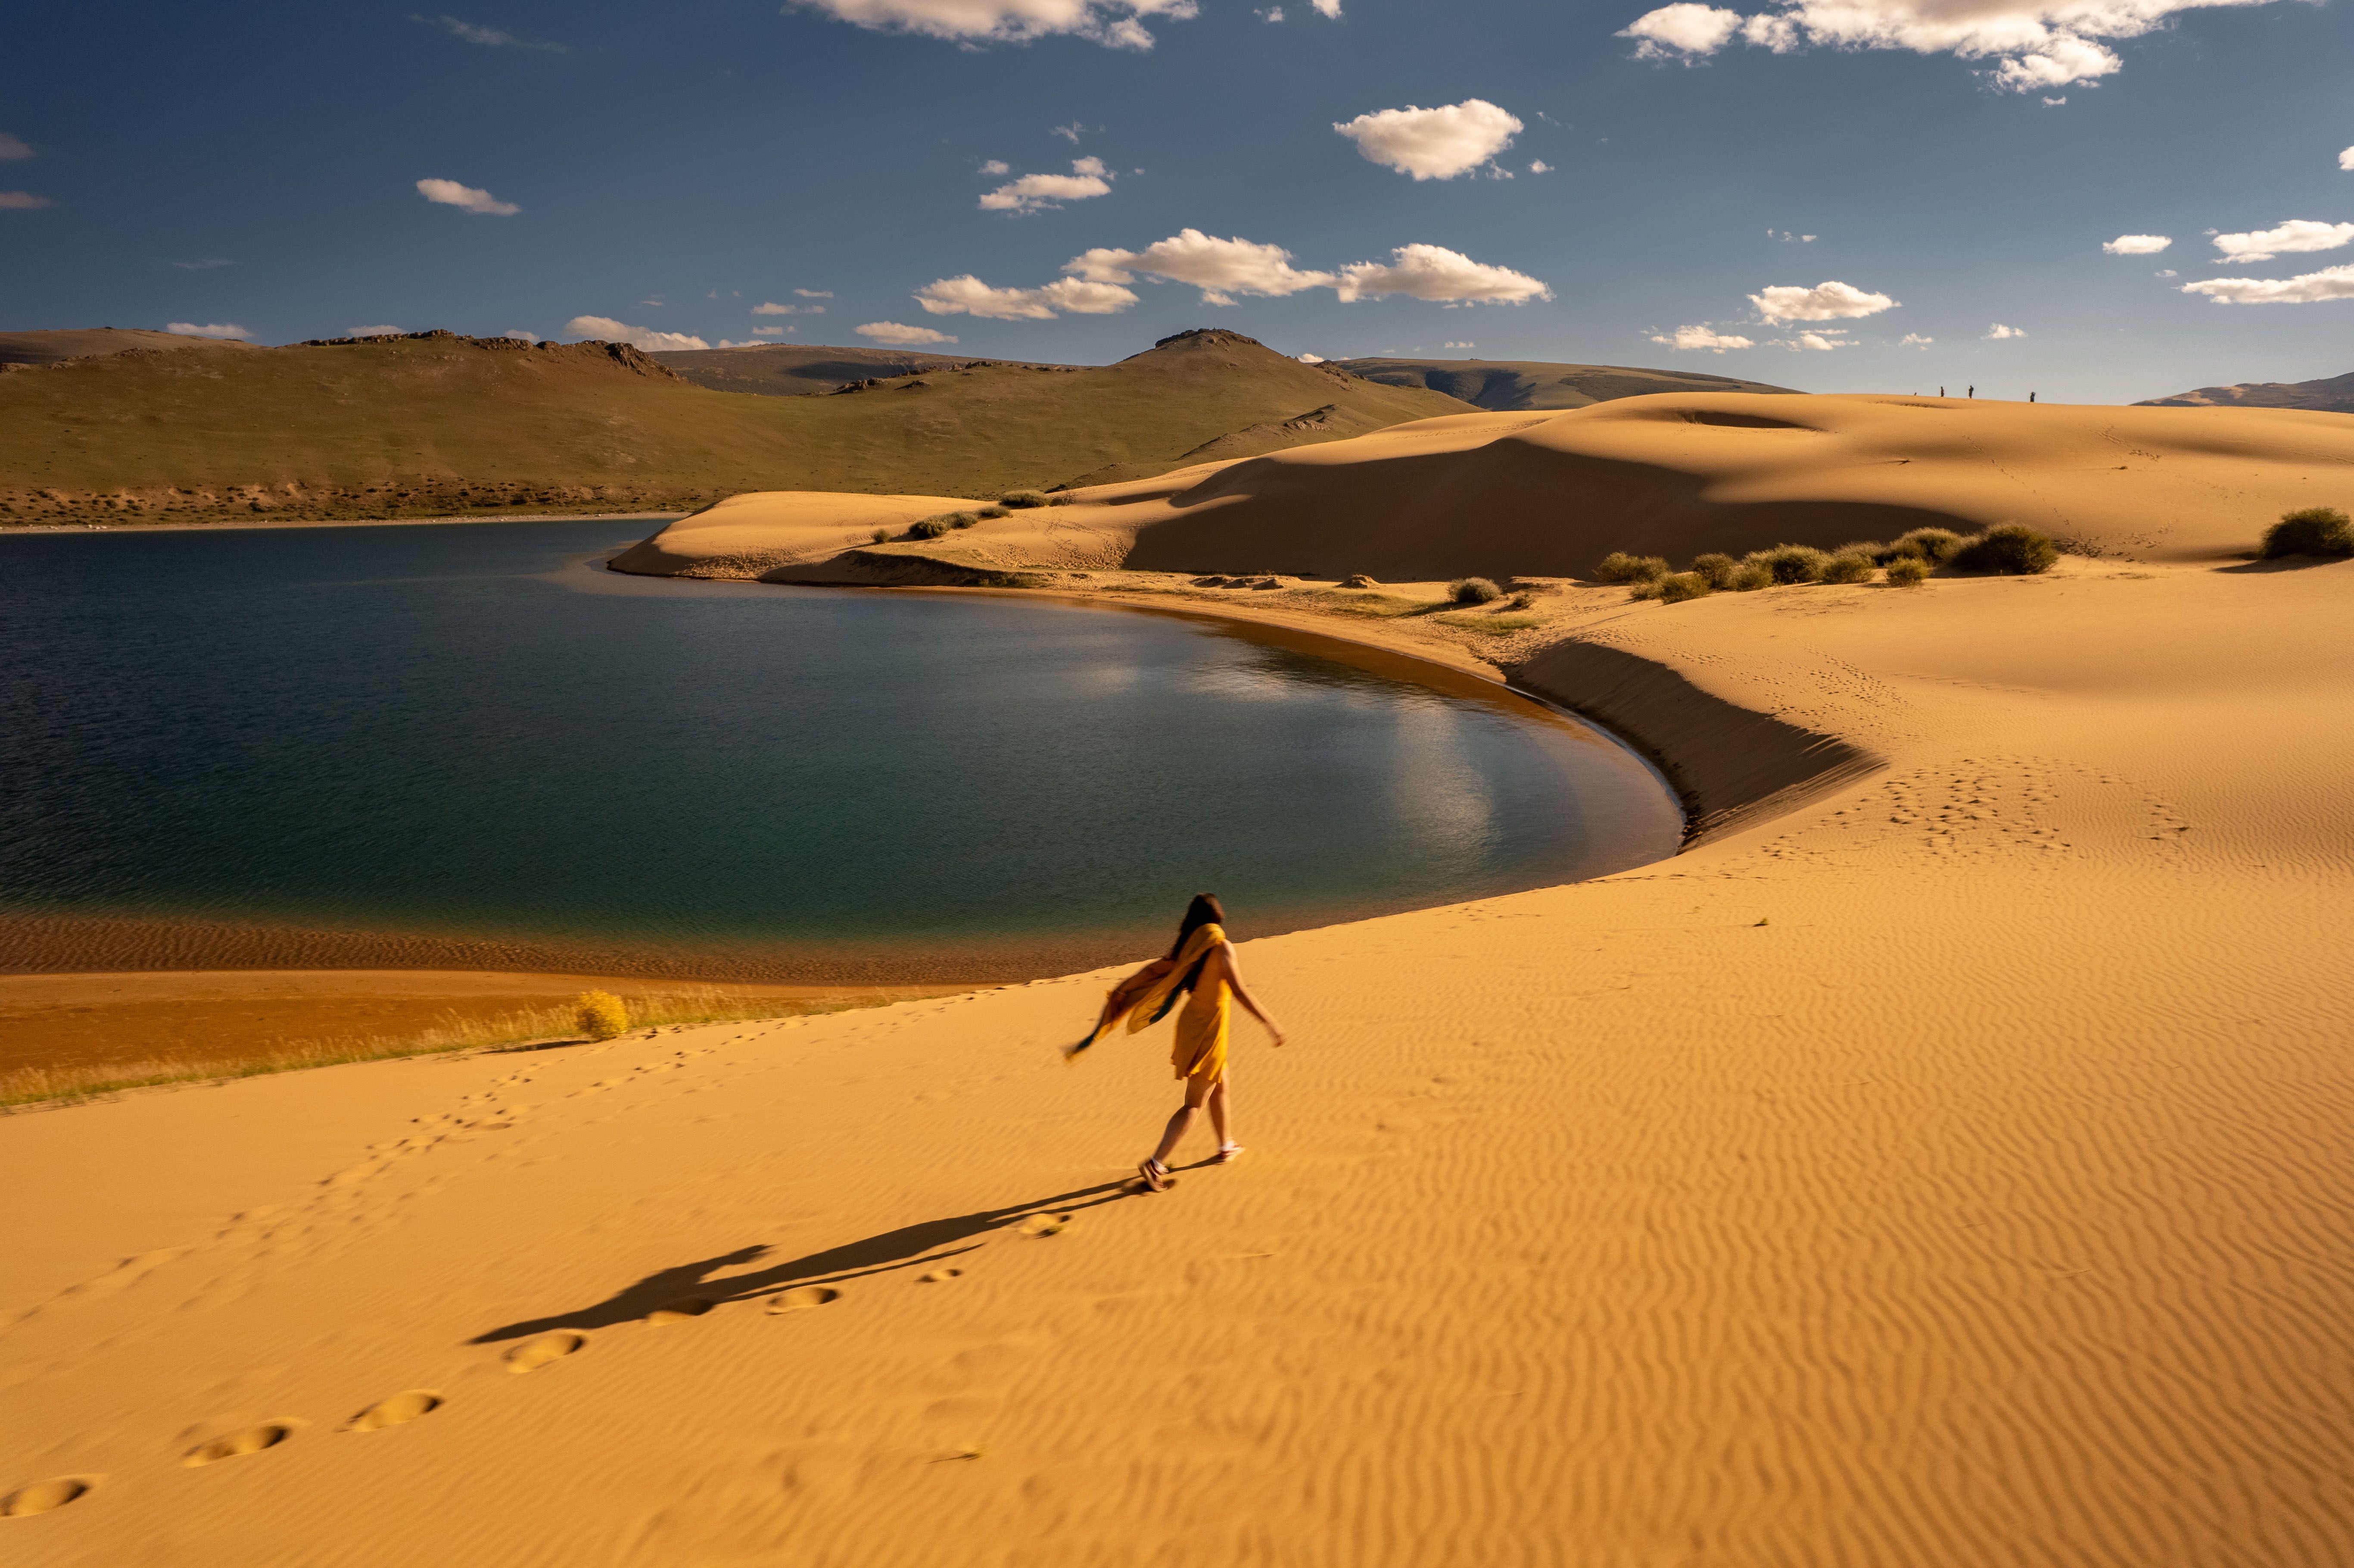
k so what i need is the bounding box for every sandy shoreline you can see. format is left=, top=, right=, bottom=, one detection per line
left=7, top=395, right=2353, bottom=1565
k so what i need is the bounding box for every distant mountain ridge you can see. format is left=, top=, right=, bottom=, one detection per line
left=2135, top=370, right=2354, bottom=414
left=0, top=325, right=1469, bottom=526
left=1332, top=357, right=1800, bottom=411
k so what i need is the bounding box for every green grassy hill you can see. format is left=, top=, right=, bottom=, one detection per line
left=1333, top=357, right=1799, bottom=410
left=0, top=327, right=1472, bottom=526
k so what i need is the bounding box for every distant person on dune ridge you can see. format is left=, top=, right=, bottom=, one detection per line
left=1066, top=892, right=1287, bottom=1193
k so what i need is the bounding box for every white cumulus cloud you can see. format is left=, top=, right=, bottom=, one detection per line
left=1983, top=322, right=2027, bottom=338
left=564, top=315, right=710, bottom=350
left=2181, top=264, right=2354, bottom=305
left=1615, top=0, right=2289, bottom=89
left=1651, top=324, right=1756, bottom=352
left=501, top=329, right=540, bottom=341
left=795, top=288, right=832, bottom=298
left=0, top=191, right=55, bottom=209
left=754, top=301, right=825, bottom=314
left=980, top=159, right=1011, bottom=174
left=1899, top=332, right=1934, bottom=346
left=346, top=325, right=405, bottom=337
left=1333, top=99, right=1523, bottom=181
left=2102, top=233, right=2170, bottom=254
left=1068, top=230, right=1336, bottom=305
left=1750, top=280, right=1896, bottom=323
left=980, top=158, right=1114, bottom=212
left=0, top=133, right=31, bottom=161
left=2211, top=219, right=2354, bottom=263
left=1311, top=0, right=1340, bottom=12
left=1621, top=3, right=1744, bottom=57
left=416, top=177, right=519, bottom=215
left=2342, top=146, right=2354, bottom=171
left=915, top=274, right=1139, bottom=319
left=859, top=320, right=959, bottom=344
left=785, top=0, right=1198, bottom=50
left=1776, top=330, right=1853, bottom=350
left=1335, top=244, right=1552, bottom=304
left=165, top=322, right=252, bottom=339
left=1296, top=350, right=1324, bottom=361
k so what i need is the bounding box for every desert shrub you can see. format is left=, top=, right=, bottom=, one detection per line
left=999, top=490, right=1049, bottom=509
left=2261, top=506, right=2354, bottom=559
left=1950, top=524, right=2058, bottom=575
left=1884, top=556, right=1931, bottom=588
left=1819, top=550, right=1877, bottom=585
left=1655, top=572, right=1713, bottom=604
left=908, top=515, right=955, bottom=540
left=1450, top=576, right=1503, bottom=604
left=975, top=506, right=1009, bottom=520
left=1594, top=551, right=1669, bottom=585
left=1836, top=540, right=1887, bottom=561
left=1046, top=492, right=1077, bottom=506
left=575, top=990, right=629, bottom=1041
left=1887, top=527, right=1965, bottom=565
left=1731, top=563, right=1773, bottom=591
left=869, top=528, right=890, bottom=544
left=1748, top=544, right=1831, bottom=585
left=1689, top=553, right=1741, bottom=591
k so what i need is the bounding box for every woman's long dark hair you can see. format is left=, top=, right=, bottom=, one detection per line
left=1148, top=893, right=1226, bottom=1022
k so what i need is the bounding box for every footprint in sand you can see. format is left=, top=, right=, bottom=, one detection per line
left=649, top=1297, right=715, bottom=1325
left=917, top=1268, right=963, bottom=1283
left=184, top=1425, right=292, bottom=1467
left=1016, top=1213, right=1070, bottom=1237
left=505, top=1331, right=587, bottom=1372
left=3, top=1477, right=95, bottom=1517
left=768, top=1285, right=841, bottom=1313
left=344, top=1391, right=442, bottom=1432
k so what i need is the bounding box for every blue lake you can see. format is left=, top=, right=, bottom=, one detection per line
left=0, top=520, right=1681, bottom=978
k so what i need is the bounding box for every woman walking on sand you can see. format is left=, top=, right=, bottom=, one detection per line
left=1066, top=893, right=1286, bottom=1192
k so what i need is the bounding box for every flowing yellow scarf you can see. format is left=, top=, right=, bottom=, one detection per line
left=1065, top=921, right=1225, bottom=1060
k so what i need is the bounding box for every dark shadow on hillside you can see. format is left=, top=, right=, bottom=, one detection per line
left=2216, top=555, right=2351, bottom=574
left=468, top=1179, right=1138, bottom=1342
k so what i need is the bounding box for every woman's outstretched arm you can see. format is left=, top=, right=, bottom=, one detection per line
left=1217, top=941, right=1286, bottom=1045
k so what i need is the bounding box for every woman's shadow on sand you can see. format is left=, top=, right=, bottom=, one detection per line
left=469, top=1178, right=1143, bottom=1343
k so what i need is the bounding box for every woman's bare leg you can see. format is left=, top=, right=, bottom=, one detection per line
left=1206, top=1078, right=1232, bottom=1150
left=1150, top=1074, right=1216, bottom=1167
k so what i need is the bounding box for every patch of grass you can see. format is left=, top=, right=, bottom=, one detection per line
left=576, top=989, right=629, bottom=1041
left=870, top=527, right=891, bottom=543
left=1886, top=527, right=1965, bottom=565
left=2261, top=506, right=2354, bottom=558
left=0, top=987, right=893, bottom=1111
left=1950, top=524, right=2058, bottom=575
left=999, top=490, right=1049, bottom=508
left=1437, top=612, right=1542, bottom=633
left=1283, top=587, right=1428, bottom=618
left=1594, top=551, right=1669, bottom=584
left=1747, top=544, right=1831, bottom=585
left=1688, top=553, right=1740, bottom=591
left=1885, top=556, right=1931, bottom=588
left=1449, top=576, right=1503, bottom=604
left=1819, top=550, right=1877, bottom=585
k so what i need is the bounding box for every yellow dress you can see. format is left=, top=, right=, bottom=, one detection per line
left=1069, top=922, right=1231, bottom=1081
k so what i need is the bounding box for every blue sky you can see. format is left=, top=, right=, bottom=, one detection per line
left=3, top=0, right=2349, bottom=401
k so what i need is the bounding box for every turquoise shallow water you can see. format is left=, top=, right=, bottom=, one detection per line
left=0, top=520, right=1680, bottom=971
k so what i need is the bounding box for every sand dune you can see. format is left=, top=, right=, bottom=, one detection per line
left=8, top=392, right=2354, bottom=1565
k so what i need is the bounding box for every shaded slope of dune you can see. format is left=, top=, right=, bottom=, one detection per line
left=1336, top=354, right=1800, bottom=409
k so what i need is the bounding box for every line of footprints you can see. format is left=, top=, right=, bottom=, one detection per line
left=2, top=1208, right=1075, bottom=1521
